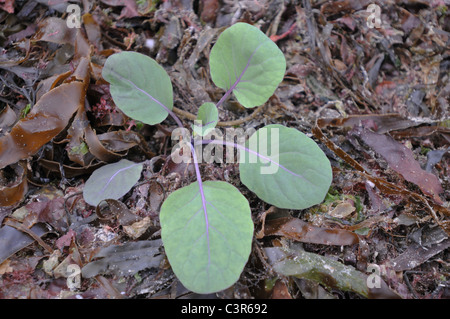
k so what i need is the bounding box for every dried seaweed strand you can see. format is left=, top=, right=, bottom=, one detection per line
left=4, top=218, right=53, bottom=254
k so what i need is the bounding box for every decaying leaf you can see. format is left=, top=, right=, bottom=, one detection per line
left=34, top=17, right=77, bottom=45
left=148, top=181, right=165, bottom=212
left=0, top=161, right=27, bottom=207
left=0, top=53, right=90, bottom=171
left=320, top=0, right=371, bottom=16
left=0, top=105, right=18, bottom=132
left=354, top=127, right=444, bottom=204
left=99, top=0, right=140, bottom=18
left=426, top=148, right=449, bottom=172
left=81, top=240, right=163, bottom=278
left=15, top=186, right=67, bottom=232
left=317, top=114, right=422, bottom=134
left=96, top=199, right=142, bottom=226
left=123, top=216, right=151, bottom=239
left=328, top=202, right=356, bottom=218
left=0, top=259, right=13, bottom=275
left=0, top=0, right=14, bottom=13
left=263, top=217, right=360, bottom=246
left=390, top=227, right=449, bottom=271
left=43, top=250, right=62, bottom=276
left=270, top=279, right=292, bottom=299
left=0, top=81, right=84, bottom=170
left=53, top=254, right=79, bottom=279
left=0, top=223, right=50, bottom=264
left=82, top=13, right=102, bottom=49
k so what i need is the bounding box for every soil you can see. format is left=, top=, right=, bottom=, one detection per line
left=0, top=0, right=449, bottom=300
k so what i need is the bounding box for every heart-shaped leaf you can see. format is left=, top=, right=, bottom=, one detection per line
left=160, top=181, right=253, bottom=294
left=192, top=102, right=219, bottom=136
left=83, top=159, right=143, bottom=206
left=239, top=124, right=332, bottom=209
left=102, top=52, right=173, bottom=125
left=209, top=22, right=286, bottom=108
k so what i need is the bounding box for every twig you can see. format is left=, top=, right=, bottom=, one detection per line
left=217, top=104, right=265, bottom=127
left=403, top=271, right=421, bottom=299
left=172, top=106, right=196, bottom=121
left=95, top=275, right=124, bottom=299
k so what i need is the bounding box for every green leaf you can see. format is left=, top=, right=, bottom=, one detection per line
left=239, top=124, right=332, bottom=210
left=192, top=102, right=219, bottom=136
left=69, top=142, right=89, bottom=156
left=160, top=181, right=253, bottom=294
left=83, top=159, right=143, bottom=207
left=20, top=104, right=31, bottom=118
left=102, top=52, right=173, bottom=125
left=209, top=22, right=286, bottom=108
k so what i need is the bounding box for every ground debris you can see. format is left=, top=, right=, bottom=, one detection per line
left=0, top=0, right=449, bottom=299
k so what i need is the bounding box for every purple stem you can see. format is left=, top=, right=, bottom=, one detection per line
left=215, top=43, right=264, bottom=109
left=215, top=84, right=234, bottom=110
left=190, top=143, right=210, bottom=265
left=185, top=44, right=262, bottom=255
left=111, top=70, right=212, bottom=255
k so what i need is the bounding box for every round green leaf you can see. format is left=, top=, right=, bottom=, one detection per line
left=192, top=102, right=219, bottom=136
left=83, top=159, right=143, bottom=207
left=239, top=124, right=332, bottom=209
left=102, top=52, right=173, bottom=125
left=160, top=181, right=253, bottom=294
left=209, top=22, right=286, bottom=108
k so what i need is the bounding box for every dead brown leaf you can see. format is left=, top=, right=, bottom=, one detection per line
left=0, top=161, right=27, bottom=207
left=354, top=127, right=444, bottom=204
left=263, top=216, right=360, bottom=246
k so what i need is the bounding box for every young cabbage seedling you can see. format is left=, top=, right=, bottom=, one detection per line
left=83, top=23, right=332, bottom=294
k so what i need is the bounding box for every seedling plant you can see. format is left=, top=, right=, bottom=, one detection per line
left=83, top=23, right=332, bottom=294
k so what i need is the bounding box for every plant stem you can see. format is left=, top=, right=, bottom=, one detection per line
left=172, top=106, right=197, bottom=121
left=169, top=109, right=185, bottom=129
left=215, top=42, right=263, bottom=109
left=189, top=142, right=211, bottom=264
left=215, top=86, right=234, bottom=110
